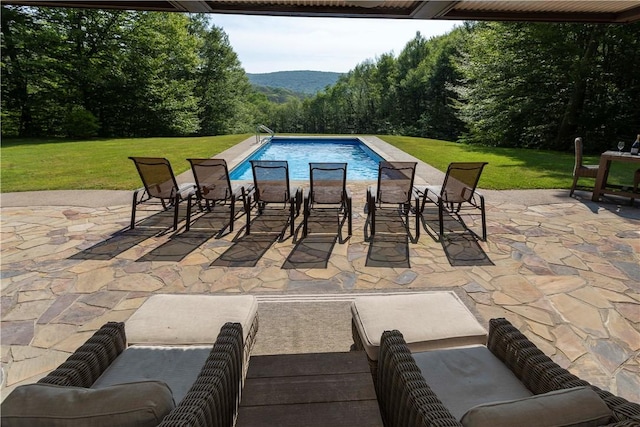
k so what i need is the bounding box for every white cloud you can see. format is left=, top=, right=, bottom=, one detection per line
left=209, top=14, right=462, bottom=73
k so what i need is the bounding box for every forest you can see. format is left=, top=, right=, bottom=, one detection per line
left=2, top=6, right=639, bottom=153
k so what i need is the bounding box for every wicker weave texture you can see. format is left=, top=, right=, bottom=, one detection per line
left=377, top=318, right=640, bottom=427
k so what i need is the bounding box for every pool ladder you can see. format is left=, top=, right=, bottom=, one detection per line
left=255, top=124, right=274, bottom=144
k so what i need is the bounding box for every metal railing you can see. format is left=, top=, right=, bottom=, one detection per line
left=255, top=124, right=275, bottom=144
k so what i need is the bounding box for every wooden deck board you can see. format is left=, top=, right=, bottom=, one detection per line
left=237, top=351, right=383, bottom=427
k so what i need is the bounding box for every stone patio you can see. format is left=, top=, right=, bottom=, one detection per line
left=1, top=136, right=639, bottom=403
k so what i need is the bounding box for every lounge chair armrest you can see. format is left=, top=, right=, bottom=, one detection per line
left=345, top=187, right=352, bottom=200
left=234, top=183, right=254, bottom=198
left=377, top=330, right=462, bottom=427
left=488, top=318, right=640, bottom=424
left=159, top=322, right=245, bottom=427
left=38, top=322, right=126, bottom=388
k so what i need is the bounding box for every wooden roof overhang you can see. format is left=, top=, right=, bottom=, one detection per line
left=2, top=0, right=640, bottom=23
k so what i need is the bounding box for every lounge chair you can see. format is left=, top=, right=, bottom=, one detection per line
left=377, top=318, right=640, bottom=427
left=366, top=161, right=419, bottom=242
left=570, top=137, right=599, bottom=197
left=129, top=157, right=195, bottom=231
left=247, top=160, right=302, bottom=238
left=302, top=162, right=352, bottom=240
left=186, top=158, right=251, bottom=233
left=415, top=161, right=488, bottom=241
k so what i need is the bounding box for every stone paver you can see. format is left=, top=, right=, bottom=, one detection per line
left=1, top=136, right=639, bottom=403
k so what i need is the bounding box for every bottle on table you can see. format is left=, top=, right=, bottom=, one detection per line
left=631, top=134, right=640, bottom=155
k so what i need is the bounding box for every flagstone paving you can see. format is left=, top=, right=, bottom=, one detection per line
left=1, top=135, right=639, bottom=403
left=1, top=185, right=639, bottom=403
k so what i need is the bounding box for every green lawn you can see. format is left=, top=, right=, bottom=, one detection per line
left=1, top=135, right=250, bottom=192
left=1, top=134, right=637, bottom=192
left=379, top=135, right=638, bottom=190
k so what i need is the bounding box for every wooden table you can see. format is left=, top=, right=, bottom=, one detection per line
left=591, top=151, right=640, bottom=202
left=236, top=351, right=384, bottom=427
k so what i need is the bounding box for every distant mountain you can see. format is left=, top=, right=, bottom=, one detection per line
left=247, top=70, right=343, bottom=95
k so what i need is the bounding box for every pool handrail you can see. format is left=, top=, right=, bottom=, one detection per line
left=255, top=124, right=275, bottom=144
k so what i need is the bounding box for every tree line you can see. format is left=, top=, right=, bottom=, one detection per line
left=2, top=6, right=639, bottom=153
left=1, top=6, right=269, bottom=138
left=271, top=22, right=640, bottom=153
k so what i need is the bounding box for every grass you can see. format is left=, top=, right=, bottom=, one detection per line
left=1, top=133, right=637, bottom=192
left=379, top=135, right=639, bottom=190
left=1, top=135, right=250, bottom=192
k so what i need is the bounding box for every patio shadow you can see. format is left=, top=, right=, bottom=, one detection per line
left=282, top=235, right=337, bottom=269
left=211, top=234, right=279, bottom=267
left=365, top=235, right=410, bottom=268
left=68, top=210, right=177, bottom=260
left=441, top=233, right=493, bottom=266
left=211, top=212, right=288, bottom=267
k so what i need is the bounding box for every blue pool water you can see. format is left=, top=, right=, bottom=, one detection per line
left=229, top=137, right=384, bottom=181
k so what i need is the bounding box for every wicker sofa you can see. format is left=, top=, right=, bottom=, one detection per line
left=1, top=321, right=245, bottom=427
left=377, top=318, right=640, bottom=427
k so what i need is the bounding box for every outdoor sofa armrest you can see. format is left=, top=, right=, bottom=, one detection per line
left=487, top=318, right=640, bottom=425
left=38, top=321, right=126, bottom=388
left=159, top=322, right=244, bottom=427
left=377, top=330, right=462, bottom=427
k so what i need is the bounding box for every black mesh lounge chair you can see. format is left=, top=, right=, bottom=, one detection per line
left=186, top=158, right=251, bottom=233
left=303, top=162, right=352, bottom=240
left=247, top=160, right=302, bottom=238
left=129, top=157, right=195, bottom=231
left=415, top=161, right=488, bottom=241
left=570, top=137, right=599, bottom=197
left=376, top=318, right=640, bottom=427
left=366, top=161, right=419, bottom=242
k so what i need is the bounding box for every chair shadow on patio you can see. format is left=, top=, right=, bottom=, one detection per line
left=68, top=209, right=183, bottom=261
left=211, top=210, right=289, bottom=267
left=364, top=210, right=411, bottom=268
left=421, top=205, right=493, bottom=267
left=283, top=212, right=342, bottom=269
left=135, top=213, right=227, bottom=262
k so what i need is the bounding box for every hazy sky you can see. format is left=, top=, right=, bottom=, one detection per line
left=209, top=14, right=462, bottom=74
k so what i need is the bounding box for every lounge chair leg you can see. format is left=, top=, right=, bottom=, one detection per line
left=130, top=189, right=140, bottom=230
left=347, top=197, right=352, bottom=236
left=245, top=200, right=251, bottom=235
left=173, top=195, right=180, bottom=231
left=480, top=194, right=487, bottom=241
left=290, top=198, right=295, bottom=236
left=438, top=201, right=444, bottom=241
left=303, top=197, right=309, bottom=238
left=186, top=194, right=193, bottom=231
left=230, top=195, right=235, bottom=232
left=414, top=196, right=420, bottom=241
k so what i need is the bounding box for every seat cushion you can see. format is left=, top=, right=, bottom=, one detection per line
left=1, top=381, right=174, bottom=427
left=413, top=345, right=533, bottom=419
left=126, top=294, right=258, bottom=345
left=351, top=292, right=487, bottom=360
left=91, top=345, right=211, bottom=404
left=460, top=386, right=612, bottom=427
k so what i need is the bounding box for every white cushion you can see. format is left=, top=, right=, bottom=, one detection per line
left=126, top=294, right=257, bottom=345
left=460, top=386, right=612, bottom=427
left=351, top=292, right=487, bottom=360
left=0, top=381, right=174, bottom=427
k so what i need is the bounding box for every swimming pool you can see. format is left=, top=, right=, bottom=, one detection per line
left=229, top=137, right=384, bottom=181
